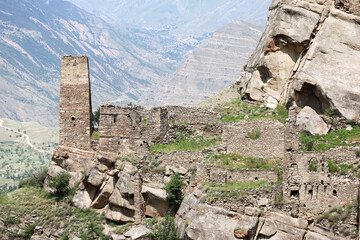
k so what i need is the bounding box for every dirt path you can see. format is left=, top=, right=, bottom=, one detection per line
left=0, top=118, right=51, bottom=154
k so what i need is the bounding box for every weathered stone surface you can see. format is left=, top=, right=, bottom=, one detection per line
left=72, top=189, right=92, bottom=209
left=97, top=155, right=117, bottom=167
left=124, top=225, right=151, bottom=240
left=91, top=177, right=114, bottom=209
left=86, top=166, right=107, bottom=187
left=105, top=204, right=134, bottom=223
left=259, top=219, right=277, bottom=237
left=296, top=106, right=329, bottom=135
left=59, top=56, right=92, bottom=150
left=239, top=1, right=360, bottom=121
left=305, top=231, right=331, bottom=240
left=142, top=185, right=169, bottom=218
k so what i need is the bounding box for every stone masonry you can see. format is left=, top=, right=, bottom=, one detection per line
left=59, top=56, right=92, bottom=150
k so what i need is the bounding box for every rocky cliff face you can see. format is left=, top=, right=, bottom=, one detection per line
left=239, top=0, right=360, bottom=121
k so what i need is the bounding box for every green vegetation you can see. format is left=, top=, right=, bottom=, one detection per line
left=147, top=214, right=179, bottom=240
left=299, top=126, right=360, bottom=152
left=0, top=187, right=110, bottom=239
left=116, top=156, right=139, bottom=166
left=202, top=180, right=273, bottom=201
left=309, top=161, right=318, bottom=172
left=356, top=150, right=360, bottom=158
left=141, top=118, right=148, bottom=125
left=48, top=171, right=71, bottom=199
left=23, top=224, right=35, bottom=240
left=91, top=131, right=100, bottom=140
left=274, top=192, right=285, bottom=207
left=19, top=167, right=48, bottom=188
left=326, top=159, right=359, bottom=177
left=0, top=118, right=58, bottom=192
left=150, top=135, right=221, bottom=153
left=316, top=202, right=358, bottom=238
left=93, top=107, right=100, bottom=123
left=247, top=129, right=261, bottom=140
left=114, top=223, right=133, bottom=234
left=143, top=157, right=164, bottom=173
left=206, top=153, right=277, bottom=171
left=164, top=172, right=184, bottom=207
left=217, top=98, right=288, bottom=124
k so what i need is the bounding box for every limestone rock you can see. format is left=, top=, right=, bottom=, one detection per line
left=91, top=177, right=114, bottom=209
left=142, top=185, right=169, bottom=218
left=296, top=106, right=329, bottom=135
left=97, top=155, right=117, bottom=167
left=72, top=189, right=92, bottom=209
left=86, top=165, right=107, bottom=187
left=105, top=204, right=134, bottom=223
left=124, top=225, right=151, bottom=240
left=239, top=1, right=360, bottom=121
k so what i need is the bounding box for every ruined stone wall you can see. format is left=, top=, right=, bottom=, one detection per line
left=98, top=105, right=169, bottom=157
left=223, top=119, right=285, bottom=159
left=59, top=56, right=92, bottom=150
left=283, top=151, right=359, bottom=224
left=166, top=106, right=221, bottom=125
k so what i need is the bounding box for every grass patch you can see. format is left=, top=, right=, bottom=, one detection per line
left=248, top=129, right=261, bottom=140
left=207, top=153, right=277, bottom=171
left=115, top=223, right=132, bottom=234
left=356, top=150, right=360, bottom=158
left=0, top=187, right=109, bottom=239
left=217, top=98, right=288, bottom=124
left=202, top=180, right=272, bottom=201
left=309, top=161, right=317, bottom=172
left=316, top=202, right=358, bottom=237
left=150, top=136, right=221, bottom=153
left=91, top=131, right=100, bottom=140
left=299, top=126, right=360, bottom=152
left=116, top=156, right=139, bottom=166
left=326, top=159, right=358, bottom=176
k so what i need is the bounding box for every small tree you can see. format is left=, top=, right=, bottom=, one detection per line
left=164, top=172, right=184, bottom=208
left=49, top=171, right=71, bottom=199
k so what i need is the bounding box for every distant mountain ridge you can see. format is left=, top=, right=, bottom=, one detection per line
left=0, top=0, right=272, bottom=126
left=67, top=0, right=272, bottom=35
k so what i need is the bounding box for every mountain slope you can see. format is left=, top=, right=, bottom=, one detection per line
left=0, top=0, right=175, bottom=126
left=156, top=21, right=262, bottom=106
left=67, top=0, right=272, bottom=35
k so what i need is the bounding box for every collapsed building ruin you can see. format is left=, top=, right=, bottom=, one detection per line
left=50, top=55, right=360, bottom=239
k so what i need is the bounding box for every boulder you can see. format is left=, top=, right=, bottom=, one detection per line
left=105, top=204, right=134, bottom=223
left=124, top=225, right=151, bottom=240
left=91, top=177, right=114, bottom=209
left=97, top=155, right=117, bottom=167
left=72, top=189, right=92, bottom=209
left=86, top=165, right=107, bottom=187
left=296, top=106, right=329, bottom=135
left=142, top=185, right=169, bottom=218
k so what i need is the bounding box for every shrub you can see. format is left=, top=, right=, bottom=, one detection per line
left=19, top=167, right=48, bottom=188
left=48, top=171, right=71, bottom=199
left=147, top=214, right=179, bottom=240
left=93, top=107, right=100, bottom=123
left=79, top=222, right=109, bottom=240
left=91, top=131, right=100, bottom=140
left=3, top=215, right=21, bottom=226
left=356, top=150, right=360, bottom=158
left=248, top=129, right=261, bottom=140
left=327, top=159, right=339, bottom=173
left=309, top=161, right=317, bottom=172
left=23, top=224, right=35, bottom=240
left=164, top=173, right=184, bottom=207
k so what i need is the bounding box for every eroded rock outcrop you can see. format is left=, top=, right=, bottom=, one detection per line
left=239, top=0, right=360, bottom=121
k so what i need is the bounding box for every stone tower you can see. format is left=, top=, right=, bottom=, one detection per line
left=59, top=55, right=92, bottom=150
